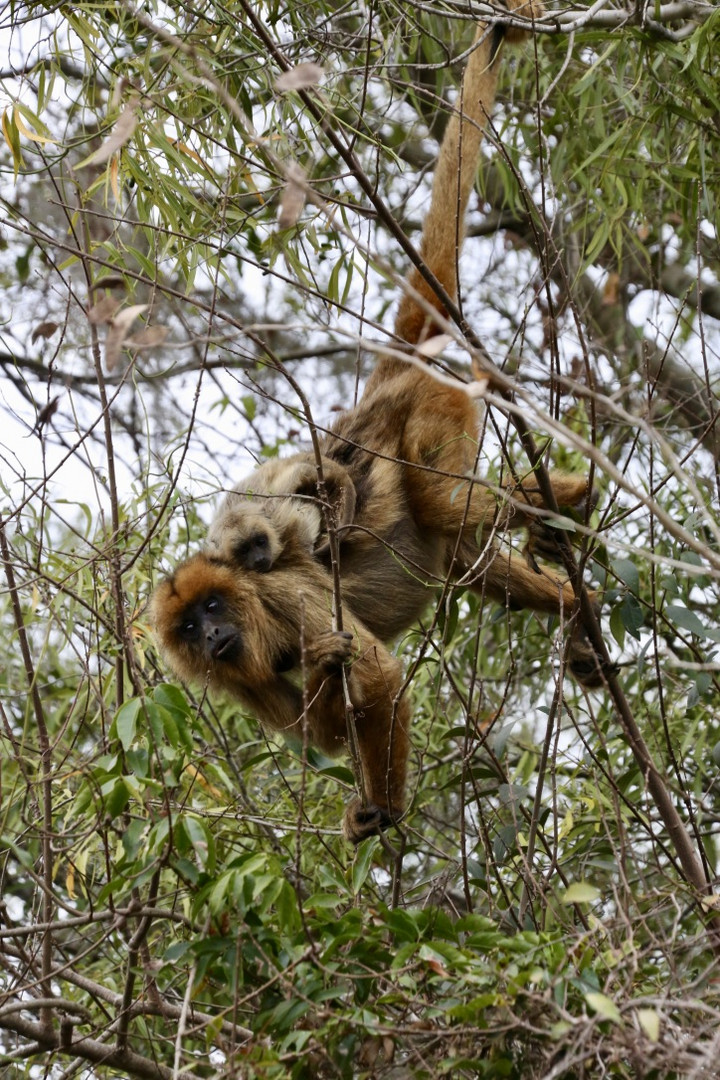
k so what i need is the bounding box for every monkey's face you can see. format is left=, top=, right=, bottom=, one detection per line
left=150, top=555, right=278, bottom=688
left=206, top=509, right=282, bottom=572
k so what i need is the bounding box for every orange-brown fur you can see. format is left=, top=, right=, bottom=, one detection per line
left=207, top=0, right=597, bottom=652
left=394, top=0, right=542, bottom=344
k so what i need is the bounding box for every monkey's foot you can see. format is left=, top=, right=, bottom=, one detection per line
left=342, top=798, right=400, bottom=845
left=306, top=630, right=354, bottom=672
left=568, top=618, right=618, bottom=689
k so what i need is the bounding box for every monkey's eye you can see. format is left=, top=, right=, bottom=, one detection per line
left=253, top=533, right=269, bottom=549
left=180, top=619, right=197, bottom=639
left=204, top=595, right=222, bottom=615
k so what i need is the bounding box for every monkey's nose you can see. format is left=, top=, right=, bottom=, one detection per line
left=211, top=629, right=240, bottom=662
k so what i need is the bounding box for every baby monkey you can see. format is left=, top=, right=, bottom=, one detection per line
left=206, top=452, right=356, bottom=571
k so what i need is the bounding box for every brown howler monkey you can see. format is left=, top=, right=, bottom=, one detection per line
left=151, top=524, right=410, bottom=844
left=153, top=0, right=606, bottom=842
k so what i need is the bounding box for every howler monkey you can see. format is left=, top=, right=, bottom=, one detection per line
left=206, top=0, right=602, bottom=668
left=153, top=0, right=605, bottom=842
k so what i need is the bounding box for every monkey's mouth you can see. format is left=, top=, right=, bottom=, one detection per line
left=211, top=632, right=241, bottom=663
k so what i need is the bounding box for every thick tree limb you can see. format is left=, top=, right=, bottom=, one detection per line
left=0, top=1013, right=173, bottom=1080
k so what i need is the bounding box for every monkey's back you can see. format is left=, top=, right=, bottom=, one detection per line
left=320, top=364, right=480, bottom=639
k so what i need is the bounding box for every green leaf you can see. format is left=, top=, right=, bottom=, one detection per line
left=612, top=558, right=640, bottom=595
left=585, top=991, right=622, bottom=1024
left=104, top=779, right=130, bottom=819
left=610, top=603, right=626, bottom=649
left=386, top=909, right=421, bottom=942
left=152, top=683, right=192, bottom=719
left=318, top=764, right=355, bottom=784
left=544, top=515, right=577, bottom=532
left=619, top=594, right=644, bottom=640
left=113, top=698, right=143, bottom=750
left=666, top=605, right=706, bottom=637
left=351, top=836, right=379, bottom=894
left=181, top=815, right=215, bottom=872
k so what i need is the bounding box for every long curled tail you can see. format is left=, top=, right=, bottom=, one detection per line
left=393, top=1, right=544, bottom=347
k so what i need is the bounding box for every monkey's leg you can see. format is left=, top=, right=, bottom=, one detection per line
left=456, top=543, right=612, bottom=687
left=410, top=448, right=591, bottom=542
left=401, top=378, right=591, bottom=540
left=458, top=543, right=579, bottom=613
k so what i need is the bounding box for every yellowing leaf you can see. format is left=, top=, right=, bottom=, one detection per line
left=66, top=861, right=75, bottom=900
left=2, top=109, right=23, bottom=179
left=637, top=1008, right=660, bottom=1042
left=184, top=763, right=224, bottom=801
left=585, top=991, right=621, bottom=1024
left=13, top=105, right=57, bottom=145
left=174, top=141, right=213, bottom=173
left=110, top=154, right=120, bottom=201
left=563, top=882, right=601, bottom=905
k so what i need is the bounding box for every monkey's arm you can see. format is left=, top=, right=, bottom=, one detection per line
left=232, top=676, right=306, bottom=736
left=236, top=625, right=411, bottom=845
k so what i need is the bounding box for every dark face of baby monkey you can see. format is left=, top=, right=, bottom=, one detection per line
left=209, top=510, right=285, bottom=573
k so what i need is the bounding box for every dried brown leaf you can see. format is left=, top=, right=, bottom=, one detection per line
left=31, top=321, right=59, bottom=343
left=91, top=275, right=126, bottom=292
left=104, top=303, right=148, bottom=372
left=88, top=297, right=121, bottom=325
left=33, top=396, right=60, bottom=432
left=603, top=272, right=621, bottom=306
left=78, top=97, right=139, bottom=168
left=125, top=325, right=169, bottom=351
left=277, top=164, right=307, bottom=229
